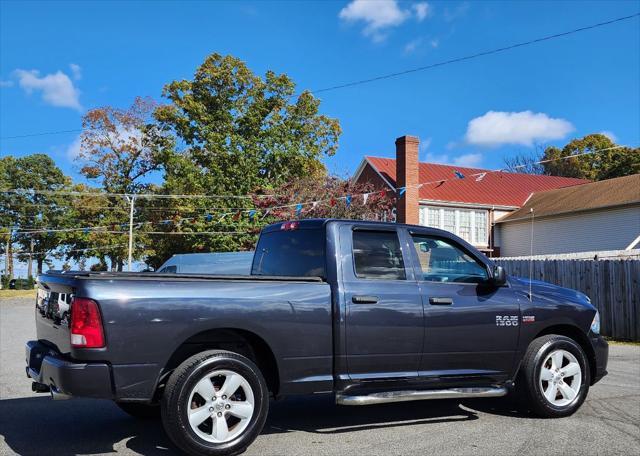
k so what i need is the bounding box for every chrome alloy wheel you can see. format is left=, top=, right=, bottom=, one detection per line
left=539, top=349, right=582, bottom=407
left=187, top=370, right=255, bottom=443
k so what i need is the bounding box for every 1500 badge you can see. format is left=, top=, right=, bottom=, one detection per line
left=496, top=315, right=519, bottom=326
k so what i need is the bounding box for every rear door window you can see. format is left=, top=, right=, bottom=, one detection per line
left=252, top=228, right=325, bottom=277
left=352, top=230, right=406, bottom=280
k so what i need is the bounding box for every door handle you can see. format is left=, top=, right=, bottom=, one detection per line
left=429, top=297, right=453, bottom=305
left=352, top=295, right=379, bottom=304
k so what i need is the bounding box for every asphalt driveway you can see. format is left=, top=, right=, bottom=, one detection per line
left=1, top=297, right=638, bottom=455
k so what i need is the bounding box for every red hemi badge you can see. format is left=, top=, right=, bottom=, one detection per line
left=522, top=315, right=535, bottom=323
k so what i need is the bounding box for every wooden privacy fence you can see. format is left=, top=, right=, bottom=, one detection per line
left=495, top=258, right=640, bottom=341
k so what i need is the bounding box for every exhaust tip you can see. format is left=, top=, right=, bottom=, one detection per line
left=50, top=387, right=71, bottom=400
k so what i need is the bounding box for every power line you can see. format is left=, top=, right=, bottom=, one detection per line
left=0, top=129, right=82, bottom=140
left=2, top=13, right=638, bottom=141
left=3, top=145, right=634, bottom=236
left=308, top=13, right=640, bottom=95
left=1, top=145, right=632, bottom=202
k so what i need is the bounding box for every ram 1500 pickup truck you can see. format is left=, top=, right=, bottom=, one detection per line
left=27, top=219, right=608, bottom=456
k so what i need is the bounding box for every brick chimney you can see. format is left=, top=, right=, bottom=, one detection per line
left=395, top=135, right=420, bottom=225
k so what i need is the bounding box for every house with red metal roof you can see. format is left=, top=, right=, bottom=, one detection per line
left=352, top=135, right=588, bottom=256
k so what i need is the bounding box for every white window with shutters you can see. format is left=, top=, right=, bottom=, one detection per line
left=418, top=205, right=489, bottom=246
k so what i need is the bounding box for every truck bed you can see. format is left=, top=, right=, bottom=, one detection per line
left=42, top=270, right=324, bottom=282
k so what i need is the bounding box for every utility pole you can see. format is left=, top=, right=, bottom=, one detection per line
left=5, top=229, right=13, bottom=280
left=27, top=237, right=34, bottom=278
left=126, top=195, right=136, bottom=271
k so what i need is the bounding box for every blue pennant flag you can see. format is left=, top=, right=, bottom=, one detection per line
left=83, top=228, right=90, bottom=235
left=295, top=203, right=303, bottom=215
left=345, top=194, right=352, bottom=208
left=398, top=187, right=406, bottom=196
left=205, top=214, right=213, bottom=222
left=248, top=210, right=256, bottom=220
left=454, top=170, right=465, bottom=179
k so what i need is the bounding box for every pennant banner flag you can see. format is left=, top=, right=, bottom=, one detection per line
left=363, top=193, right=369, bottom=204
left=454, top=170, right=465, bottom=179
left=475, top=172, right=486, bottom=182
left=248, top=210, right=256, bottom=220
left=205, top=214, right=213, bottom=222
left=345, top=194, right=352, bottom=208
left=398, top=187, right=406, bottom=196
left=295, top=203, right=303, bottom=215
left=330, top=197, right=336, bottom=207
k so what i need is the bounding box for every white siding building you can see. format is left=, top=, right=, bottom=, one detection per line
left=496, top=174, right=640, bottom=257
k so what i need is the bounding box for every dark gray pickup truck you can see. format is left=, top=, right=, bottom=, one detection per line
left=27, top=219, right=608, bottom=456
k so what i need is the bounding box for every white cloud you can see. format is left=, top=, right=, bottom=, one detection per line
left=464, top=111, right=574, bottom=147
left=444, top=1, right=470, bottom=22
left=404, top=36, right=439, bottom=54
left=425, top=151, right=482, bottom=168
left=420, top=136, right=432, bottom=152
left=14, top=68, right=82, bottom=111
left=69, top=126, right=142, bottom=160
left=404, top=38, right=423, bottom=54
left=0, top=80, right=14, bottom=88
left=599, top=130, right=617, bottom=142
left=67, top=135, right=82, bottom=159
left=69, top=63, right=82, bottom=80
left=339, top=0, right=431, bottom=42
left=412, top=2, right=431, bottom=21
left=452, top=152, right=483, bottom=167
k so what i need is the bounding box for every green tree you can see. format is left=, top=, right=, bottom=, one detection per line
left=155, top=53, right=340, bottom=196
left=542, top=134, right=639, bottom=180
left=1, top=154, right=71, bottom=275
left=146, top=53, right=341, bottom=261
left=0, top=157, right=16, bottom=279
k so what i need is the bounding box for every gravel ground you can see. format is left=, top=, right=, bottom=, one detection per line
left=1, top=297, right=639, bottom=455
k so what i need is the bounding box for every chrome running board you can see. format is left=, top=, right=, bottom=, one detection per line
left=336, top=387, right=507, bottom=406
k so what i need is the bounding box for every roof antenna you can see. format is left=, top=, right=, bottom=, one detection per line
left=529, top=208, right=534, bottom=302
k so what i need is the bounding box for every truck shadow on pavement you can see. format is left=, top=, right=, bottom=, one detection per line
left=0, top=394, right=529, bottom=455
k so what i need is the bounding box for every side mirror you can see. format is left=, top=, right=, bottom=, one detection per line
left=490, top=265, right=507, bottom=286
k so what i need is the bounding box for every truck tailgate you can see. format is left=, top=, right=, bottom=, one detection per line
left=35, top=274, right=77, bottom=355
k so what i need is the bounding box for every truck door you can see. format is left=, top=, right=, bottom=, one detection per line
left=339, top=225, right=424, bottom=380
left=406, top=230, right=521, bottom=384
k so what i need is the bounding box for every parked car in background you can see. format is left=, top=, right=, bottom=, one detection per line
left=157, top=252, right=254, bottom=275
left=27, top=219, right=607, bottom=456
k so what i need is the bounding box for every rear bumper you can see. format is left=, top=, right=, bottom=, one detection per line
left=25, top=340, right=113, bottom=398
left=589, top=334, right=608, bottom=385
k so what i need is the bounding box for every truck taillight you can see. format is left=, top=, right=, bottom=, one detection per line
left=70, top=298, right=105, bottom=348
left=280, top=221, right=299, bottom=230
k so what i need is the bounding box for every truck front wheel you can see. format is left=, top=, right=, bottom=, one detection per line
left=161, top=350, right=269, bottom=456
left=520, top=334, right=590, bottom=418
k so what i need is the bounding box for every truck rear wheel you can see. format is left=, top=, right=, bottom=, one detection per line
left=520, top=334, right=590, bottom=418
left=161, top=350, right=269, bottom=456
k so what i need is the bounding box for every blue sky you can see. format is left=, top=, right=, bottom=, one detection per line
left=1, top=0, right=639, bottom=182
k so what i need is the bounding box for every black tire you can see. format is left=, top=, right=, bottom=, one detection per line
left=116, top=401, right=160, bottom=419
left=520, top=334, right=590, bottom=418
left=161, top=350, right=269, bottom=456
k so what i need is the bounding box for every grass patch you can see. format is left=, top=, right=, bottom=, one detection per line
left=0, top=289, right=36, bottom=299
left=605, top=338, right=640, bottom=346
